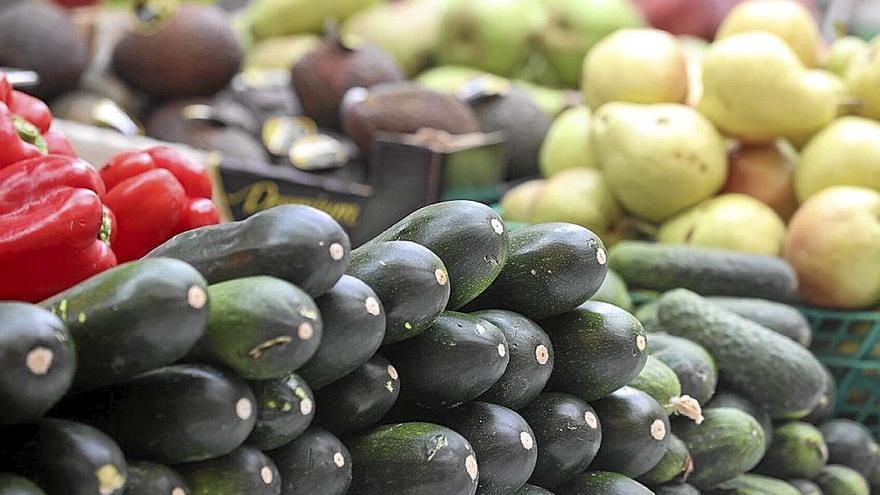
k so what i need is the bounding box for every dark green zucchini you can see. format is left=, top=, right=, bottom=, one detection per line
left=472, top=310, right=554, bottom=409
left=435, top=402, right=537, bottom=495
left=656, top=484, right=701, bottom=495
left=648, top=334, right=718, bottom=404
left=194, top=276, right=321, bottom=379
left=591, top=386, right=671, bottom=478
left=366, top=200, right=509, bottom=309
left=347, top=240, right=450, bottom=344
left=0, top=303, right=75, bottom=424
left=246, top=373, right=314, bottom=450
left=789, top=479, right=824, bottom=495
left=267, top=426, right=351, bottom=495
left=519, top=393, right=602, bottom=489
left=541, top=301, right=647, bottom=401
left=755, top=422, right=828, bottom=479
left=630, top=355, right=686, bottom=417
left=675, top=407, right=766, bottom=490
left=40, top=258, right=207, bottom=390
left=464, top=223, right=608, bottom=320
left=515, top=485, right=555, bottom=495
left=314, top=354, right=399, bottom=435
left=706, top=474, right=800, bottom=495
left=0, top=474, right=45, bottom=495
left=556, top=472, right=653, bottom=495
left=706, top=297, right=812, bottom=346
left=638, top=433, right=693, bottom=486
left=124, top=461, right=190, bottom=495
left=176, top=446, right=280, bottom=495
left=147, top=204, right=351, bottom=296
left=804, top=365, right=836, bottom=425
left=383, top=311, right=509, bottom=409
left=591, top=269, right=634, bottom=311
left=820, top=419, right=880, bottom=477
left=815, top=465, right=870, bottom=495
left=297, top=275, right=386, bottom=388
left=345, top=422, right=478, bottom=495
left=706, top=391, right=773, bottom=450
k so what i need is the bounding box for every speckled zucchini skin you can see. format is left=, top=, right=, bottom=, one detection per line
left=124, top=461, right=191, bottom=495
left=314, top=355, right=400, bottom=436
left=706, top=474, right=801, bottom=495
left=556, top=472, right=654, bottom=495
left=246, top=373, right=314, bottom=451
left=755, top=422, right=828, bottom=479
left=268, top=426, right=351, bottom=495
left=514, top=485, right=554, bottom=495
left=177, top=446, right=280, bottom=495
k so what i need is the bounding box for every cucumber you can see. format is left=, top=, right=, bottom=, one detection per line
left=789, top=479, right=824, bottom=495
left=246, top=373, right=314, bottom=450
left=297, top=275, right=386, bottom=388
left=656, top=484, right=701, bottom=495
left=674, top=407, right=766, bottom=490
left=195, top=276, right=321, bottom=380
left=656, top=289, right=826, bottom=418
left=177, top=446, right=281, bottom=495
left=366, top=200, right=509, bottom=310
left=267, top=426, right=351, bottom=495
left=464, top=223, right=608, bottom=320
left=870, top=463, right=880, bottom=494
left=706, top=297, right=812, bottom=346
left=610, top=241, right=799, bottom=301
left=638, top=433, right=694, bottom=486
left=820, top=419, right=880, bottom=477
left=706, top=474, right=800, bottom=495
left=648, top=334, right=718, bottom=404
left=556, top=472, right=653, bottom=495
left=591, top=386, right=671, bottom=478
left=0, top=419, right=126, bottom=495
left=0, top=475, right=45, bottom=495
left=541, top=301, right=647, bottom=401
left=346, top=422, right=479, bottom=495
left=815, top=465, right=870, bottom=495
left=471, top=310, right=554, bottom=410
left=435, top=402, right=537, bottom=495
left=755, top=422, right=828, bottom=479
left=148, top=204, right=351, bottom=296
left=804, top=365, right=836, bottom=425
left=0, top=303, right=75, bottom=424
left=314, top=354, right=400, bottom=435
left=591, top=269, right=634, bottom=311
left=347, top=240, right=450, bottom=344
left=124, top=461, right=190, bottom=495
left=383, top=311, right=509, bottom=409
left=634, top=299, right=661, bottom=332
left=630, top=355, right=689, bottom=417
left=515, top=485, right=555, bottom=495
left=40, top=258, right=207, bottom=390
left=519, top=393, right=602, bottom=489
left=705, top=391, right=773, bottom=450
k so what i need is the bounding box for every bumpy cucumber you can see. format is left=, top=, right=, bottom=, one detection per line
left=820, top=419, right=880, bottom=477
left=556, top=472, right=653, bottom=495
left=815, top=465, right=870, bottom=495
left=648, top=333, right=718, bottom=405
left=706, top=474, right=801, bottom=495
left=755, top=422, right=828, bottom=479
left=789, top=478, right=824, bottom=495
left=177, top=446, right=281, bottom=495
left=706, top=297, right=812, bottom=346
left=656, top=484, right=701, bottom=495
left=629, top=355, right=684, bottom=416
left=0, top=474, right=45, bottom=495
left=638, top=433, right=693, bottom=486
left=804, top=365, right=836, bottom=425
left=246, top=373, right=314, bottom=450
left=124, top=461, right=190, bottom=495
left=314, top=355, right=400, bottom=435
left=514, top=485, right=555, bottom=495
left=267, top=426, right=351, bottom=495
left=706, top=390, right=773, bottom=450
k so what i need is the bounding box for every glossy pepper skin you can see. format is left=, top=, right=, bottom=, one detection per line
left=0, top=155, right=117, bottom=302
left=101, top=146, right=219, bottom=262
left=0, top=102, right=44, bottom=169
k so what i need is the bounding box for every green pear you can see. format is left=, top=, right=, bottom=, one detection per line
left=592, top=102, right=728, bottom=223
left=415, top=65, right=490, bottom=93
left=658, top=193, right=787, bottom=255
left=435, top=0, right=545, bottom=76
left=716, top=0, right=820, bottom=67
left=822, top=36, right=868, bottom=77
left=500, top=179, right=547, bottom=223
left=845, top=36, right=880, bottom=120
left=539, top=105, right=594, bottom=177
left=512, top=79, right=582, bottom=117
left=698, top=32, right=842, bottom=143
left=243, top=34, right=321, bottom=70
left=244, top=0, right=381, bottom=40
left=795, top=116, right=880, bottom=202
left=539, top=0, right=643, bottom=87
left=530, top=168, right=622, bottom=237
left=581, top=28, right=688, bottom=109
left=342, top=0, right=448, bottom=76
left=784, top=186, right=880, bottom=309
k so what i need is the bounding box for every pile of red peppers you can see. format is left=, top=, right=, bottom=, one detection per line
left=0, top=73, right=219, bottom=302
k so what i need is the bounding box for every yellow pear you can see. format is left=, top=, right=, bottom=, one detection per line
left=581, top=28, right=688, bottom=109
left=500, top=179, right=546, bottom=223
left=822, top=36, right=868, bottom=77
left=795, top=117, right=880, bottom=202
left=845, top=36, right=880, bottom=120
left=244, top=35, right=321, bottom=70
left=722, top=141, right=798, bottom=220
left=698, top=32, right=841, bottom=143
left=539, top=105, right=595, bottom=177
left=716, top=0, right=820, bottom=67
left=592, top=102, right=728, bottom=223
left=530, top=168, right=622, bottom=237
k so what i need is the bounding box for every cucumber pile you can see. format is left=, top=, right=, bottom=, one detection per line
left=0, top=201, right=876, bottom=495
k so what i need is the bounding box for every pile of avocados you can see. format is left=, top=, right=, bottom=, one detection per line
left=0, top=199, right=877, bottom=495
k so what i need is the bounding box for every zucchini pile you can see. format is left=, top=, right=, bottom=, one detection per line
left=0, top=201, right=876, bottom=495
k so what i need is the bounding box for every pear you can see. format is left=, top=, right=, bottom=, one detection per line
left=845, top=36, right=880, bottom=121
left=679, top=35, right=709, bottom=107
left=539, top=0, right=644, bottom=87
left=795, top=117, right=880, bottom=202
left=822, top=36, right=868, bottom=77
left=784, top=186, right=880, bottom=309
left=500, top=179, right=547, bottom=223
left=416, top=65, right=489, bottom=93
left=539, top=105, right=595, bottom=177
left=698, top=32, right=842, bottom=143
left=244, top=35, right=321, bottom=70
left=581, top=28, right=688, bottom=109
left=435, top=0, right=545, bottom=76
left=592, top=102, right=727, bottom=223
left=530, top=168, right=622, bottom=237
left=244, top=0, right=381, bottom=40
left=722, top=141, right=798, bottom=220
left=512, top=79, right=583, bottom=117
left=658, top=193, right=787, bottom=255
left=716, top=0, right=820, bottom=67
left=342, top=0, right=447, bottom=77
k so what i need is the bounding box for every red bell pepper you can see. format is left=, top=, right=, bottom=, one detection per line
left=9, top=90, right=52, bottom=134
left=101, top=146, right=219, bottom=262
left=0, top=155, right=117, bottom=302
left=0, top=74, right=11, bottom=105
left=0, top=102, right=45, bottom=169
left=44, top=128, right=78, bottom=157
